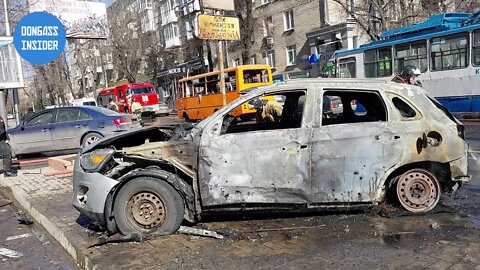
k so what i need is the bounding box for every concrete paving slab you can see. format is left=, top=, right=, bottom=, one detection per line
left=0, top=158, right=479, bottom=270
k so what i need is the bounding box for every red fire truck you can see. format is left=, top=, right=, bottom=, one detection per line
left=97, top=83, right=161, bottom=116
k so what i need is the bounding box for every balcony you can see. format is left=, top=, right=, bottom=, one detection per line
left=161, top=10, right=178, bottom=26
left=165, top=36, right=181, bottom=48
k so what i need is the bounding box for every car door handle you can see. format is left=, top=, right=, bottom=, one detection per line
left=42, top=128, right=49, bottom=132
left=281, top=142, right=306, bottom=151
left=75, top=125, right=82, bottom=128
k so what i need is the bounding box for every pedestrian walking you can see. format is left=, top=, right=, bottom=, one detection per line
left=0, top=116, right=16, bottom=177
left=21, top=107, right=35, bottom=122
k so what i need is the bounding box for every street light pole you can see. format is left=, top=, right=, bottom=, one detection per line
left=1, top=0, right=10, bottom=128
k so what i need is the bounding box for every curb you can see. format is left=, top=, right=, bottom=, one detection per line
left=0, top=178, right=97, bottom=270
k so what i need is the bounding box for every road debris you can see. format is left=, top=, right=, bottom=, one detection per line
left=243, top=224, right=326, bottom=233
left=14, top=211, right=33, bottom=225
left=88, top=234, right=146, bottom=248
left=0, top=248, right=23, bottom=258
left=6, top=233, right=32, bottom=241
left=0, top=199, right=11, bottom=207
left=177, top=226, right=224, bottom=239
left=430, top=222, right=441, bottom=229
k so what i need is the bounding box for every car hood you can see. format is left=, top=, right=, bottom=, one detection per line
left=81, top=124, right=196, bottom=154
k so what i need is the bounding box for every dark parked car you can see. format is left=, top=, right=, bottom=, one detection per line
left=8, top=106, right=140, bottom=157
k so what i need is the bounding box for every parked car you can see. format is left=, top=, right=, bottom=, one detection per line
left=73, top=79, right=470, bottom=236
left=8, top=106, right=141, bottom=157
left=72, top=97, right=97, bottom=106
left=322, top=95, right=343, bottom=118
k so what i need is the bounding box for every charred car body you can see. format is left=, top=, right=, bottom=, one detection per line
left=73, top=79, right=470, bottom=235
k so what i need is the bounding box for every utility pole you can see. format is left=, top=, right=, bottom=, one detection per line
left=1, top=0, right=10, bottom=128
left=77, top=40, right=87, bottom=98
left=216, top=11, right=226, bottom=106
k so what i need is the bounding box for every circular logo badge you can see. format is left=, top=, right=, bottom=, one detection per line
left=13, top=12, right=66, bottom=65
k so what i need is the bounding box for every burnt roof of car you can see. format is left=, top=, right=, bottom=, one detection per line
left=257, top=78, right=419, bottom=93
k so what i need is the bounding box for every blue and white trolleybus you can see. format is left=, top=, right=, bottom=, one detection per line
left=328, top=11, right=480, bottom=114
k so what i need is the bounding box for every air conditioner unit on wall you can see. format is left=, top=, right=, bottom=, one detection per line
left=266, top=38, right=274, bottom=45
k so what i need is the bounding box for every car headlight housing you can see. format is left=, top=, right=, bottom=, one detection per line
left=80, top=149, right=114, bottom=172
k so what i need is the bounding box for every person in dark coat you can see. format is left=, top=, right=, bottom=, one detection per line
left=0, top=116, right=16, bottom=177
left=21, top=107, right=35, bottom=122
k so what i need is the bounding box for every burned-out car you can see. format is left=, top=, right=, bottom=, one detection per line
left=73, top=79, right=470, bottom=235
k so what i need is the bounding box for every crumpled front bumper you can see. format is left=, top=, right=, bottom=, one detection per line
left=72, top=154, right=119, bottom=224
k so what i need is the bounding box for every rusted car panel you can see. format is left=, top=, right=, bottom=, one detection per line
left=72, top=79, right=470, bottom=235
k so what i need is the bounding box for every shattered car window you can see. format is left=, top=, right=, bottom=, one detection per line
left=322, top=90, right=387, bottom=126
left=221, top=91, right=306, bottom=134
left=392, top=97, right=417, bottom=118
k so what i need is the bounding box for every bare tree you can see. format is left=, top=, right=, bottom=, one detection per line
left=143, top=30, right=167, bottom=87
left=331, top=0, right=480, bottom=41
left=29, top=53, right=73, bottom=107
left=234, top=0, right=255, bottom=64
left=108, top=1, right=143, bottom=83
left=180, top=12, right=213, bottom=72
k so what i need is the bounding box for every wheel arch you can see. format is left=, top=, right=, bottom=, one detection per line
left=383, top=161, right=452, bottom=196
left=80, top=131, right=104, bottom=146
left=105, top=167, right=196, bottom=231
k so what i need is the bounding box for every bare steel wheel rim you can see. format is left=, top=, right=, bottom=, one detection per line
left=85, top=136, right=100, bottom=145
left=396, top=170, right=440, bottom=213
left=127, top=192, right=166, bottom=229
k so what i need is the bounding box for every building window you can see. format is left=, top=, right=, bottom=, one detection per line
left=173, top=25, right=178, bottom=37
left=338, top=57, right=356, bottom=78
left=264, top=50, right=275, bottom=68
left=394, top=40, right=427, bottom=73
left=283, top=10, right=294, bottom=31
left=233, top=58, right=240, bottom=67
left=430, top=33, right=469, bottom=71
left=286, top=45, right=296, bottom=66
left=262, top=16, right=273, bottom=37
left=346, top=0, right=355, bottom=13
left=474, top=30, right=480, bottom=66
left=364, top=47, right=392, bottom=78
left=185, top=20, right=197, bottom=39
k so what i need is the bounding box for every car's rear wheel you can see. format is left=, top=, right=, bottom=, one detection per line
left=113, top=177, right=184, bottom=235
left=395, top=169, right=441, bottom=213
left=81, top=133, right=103, bottom=147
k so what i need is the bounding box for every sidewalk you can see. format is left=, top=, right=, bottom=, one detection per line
left=1, top=156, right=480, bottom=269
left=0, top=165, right=98, bottom=269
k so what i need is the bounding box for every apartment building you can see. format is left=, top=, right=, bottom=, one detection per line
left=225, top=0, right=364, bottom=81
left=156, top=0, right=207, bottom=104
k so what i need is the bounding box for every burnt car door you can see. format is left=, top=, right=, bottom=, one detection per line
left=311, top=89, right=404, bottom=203
left=198, top=90, right=313, bottom=206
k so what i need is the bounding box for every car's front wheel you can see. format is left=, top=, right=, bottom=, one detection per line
left=81, top=133, right=103, bottom=147
left=113, top=177, right=184, bottom=235
left=395, top=169, right=441, bottom=213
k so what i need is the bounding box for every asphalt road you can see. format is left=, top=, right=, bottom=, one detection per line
left=0, top=195, right=78, bottom=270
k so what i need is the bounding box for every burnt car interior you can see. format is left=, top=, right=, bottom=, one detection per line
left=322, top=90, right=387, bottom=125
left=221, top=91, right=306, bottom=134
